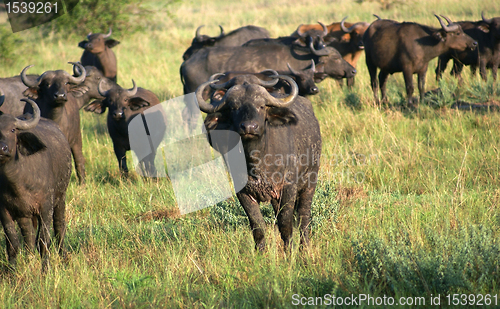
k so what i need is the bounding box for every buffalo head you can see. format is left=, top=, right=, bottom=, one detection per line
left=0, top=98, right=43, bottom=165
left=183, top=25, right=225, bottom=60
left=337, top=16, right=370, bottom=51
left=433, top=15, right=477, bottom=51
left=72, top=63, right=115, bottom=101
left=294, top=21, right=329, bottom=49
left=78, top=28, right=120, bottom=54
left=85, top=80, right=154, bottom=121
left=479, top=12, right=500, bottom=40
left=286, top=61, right=319, bottom=95
left=21, top=62, right=87, bottom=104
left=197, top=74, right=299, bottom=140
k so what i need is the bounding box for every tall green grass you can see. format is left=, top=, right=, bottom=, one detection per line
left=1, top=0, right=500, bottom=307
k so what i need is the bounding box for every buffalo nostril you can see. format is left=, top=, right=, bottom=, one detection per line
left=241, top=122, right=258, bottom=134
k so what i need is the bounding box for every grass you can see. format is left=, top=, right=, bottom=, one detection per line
left=1, top=0, right=500, bottom=307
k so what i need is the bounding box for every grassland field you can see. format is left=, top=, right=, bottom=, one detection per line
left=1, top=0, right=500, bottom=307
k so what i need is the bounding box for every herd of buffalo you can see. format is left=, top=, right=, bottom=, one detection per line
left=0, top=12, right=499, bottom=271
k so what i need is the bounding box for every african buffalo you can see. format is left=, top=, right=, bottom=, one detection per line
left=72, top=64, right=117, bottom=109
left=0, top=97, right=71, bottom=270
left=364, top=15, right=477, bottom=105
left=21, top=62, right=88, bottom=184
left=435, top=13, right=500, bottom=82
left=0, top=75, right=39, bottom=116
left=183, top=25, right=270, bottom=60
left=180, top=38, right=355, bottom=95
left=84, top=80, right=162, bottom=175
left=78, top=28, right=120, bottom=82
left=292, top=17, right=370, bottom=86
left=197, top=74, right=322, bottom=251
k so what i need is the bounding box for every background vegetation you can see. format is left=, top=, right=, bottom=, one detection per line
left=0, top=0, right=499, bottom=307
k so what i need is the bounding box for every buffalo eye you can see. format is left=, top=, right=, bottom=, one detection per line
left=11, top=128, right=15, bottom=133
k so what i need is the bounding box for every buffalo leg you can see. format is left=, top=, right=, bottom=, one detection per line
left=237, top=192, right=266, bottom=251
left=0, top=209, right=20, bottom=267
left=366, top=55, right=379, bottom=104
left=113, top=145, right=129, bottom=174
left=71, top=138, right=86, bottom=184
left=18, top=217, right=36, bottom=254
left=479, top=59, right=488, bottom=81
left=346, top=77, right=355, bottom=87
left=38, top=205, right=53, bottom=271
left=274, top=187, right=297, bottom=252
left=296, top=187, right=315, bottom=249
left=417, top=68, right=427, bottom=104
left=53, top=192, right=66, bottom=257
left=435, top=55, right=450, bottom=81
left=378, top=71, right=390, bottom=104
left=402, top=70, right=415, bottom=105
left=491, top=61, right=499, bottom=82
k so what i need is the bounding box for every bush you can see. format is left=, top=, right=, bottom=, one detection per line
left=42, top=0, right=154, bottom=37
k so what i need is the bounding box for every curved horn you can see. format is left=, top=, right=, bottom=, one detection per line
left=98, top=79, right=109, bottom=97
left=373, top=14, right=381, bottom=20
left=266, top=75, right=298, bottom=107
left=87, top=31, right=92, bottom=39
left=296, top=24, right=306, bottom=37
left=195, top=25, right=205, bottom=40
left=67, top=62, right=86, bottom=84
left=340, top=16, right=350, bottom=32
left=318, top=21, right=328, bottom=37
left=125, top=80, right=138, bottom=97
left=482, top=11, right=492, bottom=23
left=308, top=39, right=334, bottom=56
left=102, top=27, right=112, bottom=38
left=14, top=99, right=40, bottom=130
left=309, top=59, right=316, bottom=73
left=259, top=69, right=279, bottom=77
left=219, top=25, right=225, bottom=37
left=72, top=61, right=85, bottom=77
left=21, top=65, right=45, bottom=88
left=209, top=73, right=226, bottom=81
left=435, top=14, right=459, bottom=32
left=287, top=63, right=301, bottom=76
left=255, top=72, right=279, bottom=87
left=195, top=80, right=228, bottom=113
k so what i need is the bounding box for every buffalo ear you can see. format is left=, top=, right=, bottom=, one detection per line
left=433, top=30, right=446, bottom=42
left=266, top=107, right=298, bottom=126
left=105, top=39, right=120, bottom=48
left=78, top=41, right=88, bottom=49
left=23, top=87, right=39, bottom=100
left=204, top=112, right=229, bottom=131
left=478, top=23, right=490, bottom=33
left=17, top=132, right=47, bottom=156
left=128, top=97, right=150, bottom=111
left=84, top=100, right=106, bottom=114
left=70, top=85, right=90, bottom=98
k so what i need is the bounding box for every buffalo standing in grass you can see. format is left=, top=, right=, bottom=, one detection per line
left=435, top=13, right=500, bottom=82
left=78, top=28, right=120, bottom=82
left=183, top=25, right=270, bottom=61
left=363, top=15, right=477, bottom=105
left=197, top=74, right=322, bottom=251
left=0, top=97, right=71, bottom=270
left=21, top=62, right=88, bottom=184
left=84, top=80, right=162, bottom=176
